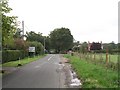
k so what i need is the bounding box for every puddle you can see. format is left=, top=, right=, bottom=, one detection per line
left=69, top=69, right=82, bottom=87
left=56, top=62, right=65, bottom=73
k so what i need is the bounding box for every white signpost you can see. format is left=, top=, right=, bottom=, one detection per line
left=29, top=47, right=35, bottom=57
left=29, top=47, right=35, bottom=52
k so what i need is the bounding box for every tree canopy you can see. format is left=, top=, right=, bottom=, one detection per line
left=49, top=27, right=73, bottom=53
left=26, top=31, right=44, bottom=43
left=1, top=0, right=17, bottom=49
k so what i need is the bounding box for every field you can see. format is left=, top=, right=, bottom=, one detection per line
left=64, top=54, right=119, bottom=88
left=77, top=53, right=118, bottom=63
left=74, top=52, right=118, bottom=71
left=90, top=53, right=118, bottom=63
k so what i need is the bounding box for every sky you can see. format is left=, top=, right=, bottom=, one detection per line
left=8, top=0, right=119, bottom=43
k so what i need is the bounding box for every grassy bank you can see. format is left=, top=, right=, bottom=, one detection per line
left=64, top=54, right=118, bottom=88
left=2, top=55, right=46, bottom=67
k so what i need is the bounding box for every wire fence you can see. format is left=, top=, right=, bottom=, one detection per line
left=73, top=52, right=118, bottom=71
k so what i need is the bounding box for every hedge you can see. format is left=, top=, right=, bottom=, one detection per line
left=89, top=49, right=120, bottom=54
left=2, top=50, right=28, bottom=63
left=0, top=51, right=1, bottom=63
left=27, top=41, right=44, bottom=55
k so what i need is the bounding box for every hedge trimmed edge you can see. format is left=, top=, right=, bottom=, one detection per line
left=2, top=50, right=28, bottom=63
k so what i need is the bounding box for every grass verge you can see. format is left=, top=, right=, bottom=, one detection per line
left=2, top=55, right=46, bottom=67
left=64, top=54, right=118, bottom=88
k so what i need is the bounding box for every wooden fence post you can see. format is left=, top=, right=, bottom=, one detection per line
left=94, top=53, right=96, bottom=64
left=106, top=48, right=108, bottom=67
left=94, top=53, right=96, bottom=60
left=109, top=54, right=110, bottom=63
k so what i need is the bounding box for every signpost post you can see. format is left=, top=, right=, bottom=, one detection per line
left=29, top=47, right=35, bottom=57
left=17, top=57, right=22, bottom=66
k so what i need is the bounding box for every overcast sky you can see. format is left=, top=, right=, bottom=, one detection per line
left=8, top=0, right=119, bottom=43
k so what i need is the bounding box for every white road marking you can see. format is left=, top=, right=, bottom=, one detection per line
left=35, top=66, right=40, bottom=68
left=34, top=62, right=47, bottom=69
left=48, top=57, right=52, bottom=61
left=48, top=55, right=55, bottom=61
left=35, top=55, right=56, bottom=69
left=54, top=62, right=59, bottom=65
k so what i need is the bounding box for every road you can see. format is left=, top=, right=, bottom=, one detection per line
left=3, top=54, right=66, bottom=88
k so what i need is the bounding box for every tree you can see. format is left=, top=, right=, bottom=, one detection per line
left=72, top=41, right=80, bottom=52
left=14, top=38, right=28, bottom=50
left=27, top=41, right=44, bottom=55
left=44, top=36, right=51, bottom=53
left=79, top=42, right=88, bottom=53
left=26, top=31, right=52, bottom=53
left=26, top=31, right=44, bottom=44
left=108, top=41, right=116, bottom=49
left=14, top=28, right=23, bottom=39
left=50, top=27, right=73, bottom=53
left=1, top=0, right=17, bottom=49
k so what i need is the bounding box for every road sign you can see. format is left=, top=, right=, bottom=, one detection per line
left=29, top=47, right=35, bottom=52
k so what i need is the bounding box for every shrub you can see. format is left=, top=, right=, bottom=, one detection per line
left=27, top=41, right=44, bottom=55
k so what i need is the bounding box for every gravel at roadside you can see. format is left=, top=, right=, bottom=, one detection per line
left=60, top=55, right=82, bottom=88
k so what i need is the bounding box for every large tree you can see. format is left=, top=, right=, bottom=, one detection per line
left=26, top=31, right=51, bottom=52
left=44, top=36, right=51, bottom=52
left=50, top=27, right=73, bottom=53
left=1, top=0, right=17, bottom=49
left=26, top=31, right=44, bottom=44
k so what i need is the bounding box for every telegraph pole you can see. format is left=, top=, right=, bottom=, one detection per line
left=17, top=21, right=24, bottom=66
left=22, top=21, right=24, bottom=40
left=44, top=37, right=45, bottom=54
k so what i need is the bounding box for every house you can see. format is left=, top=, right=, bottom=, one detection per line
left=88, top=41, right=103, bottom=51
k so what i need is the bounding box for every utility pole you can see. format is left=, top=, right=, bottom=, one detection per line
left=22, top=21, right=24, bottom=40
left=44, top=37, right=46, bottom=54
left=17, top=21, right=24, bottom=66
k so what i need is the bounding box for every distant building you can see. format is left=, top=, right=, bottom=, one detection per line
left=88, top=41, right=103, bottom=51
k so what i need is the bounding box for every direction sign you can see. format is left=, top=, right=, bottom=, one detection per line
left=29, top=47, right=35, bottom=52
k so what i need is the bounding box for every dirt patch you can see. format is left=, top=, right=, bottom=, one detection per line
left=61, top=57, right=72, bottom=87
left=60, top=55, right=82, bottom=88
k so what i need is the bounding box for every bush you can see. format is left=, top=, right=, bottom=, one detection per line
left=2, top=50, right=28, bottom=63
left=27, top=41, right=44, bottom=55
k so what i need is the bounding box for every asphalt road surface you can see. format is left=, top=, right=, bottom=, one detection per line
left=3, top=54, right=66, bottom=88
